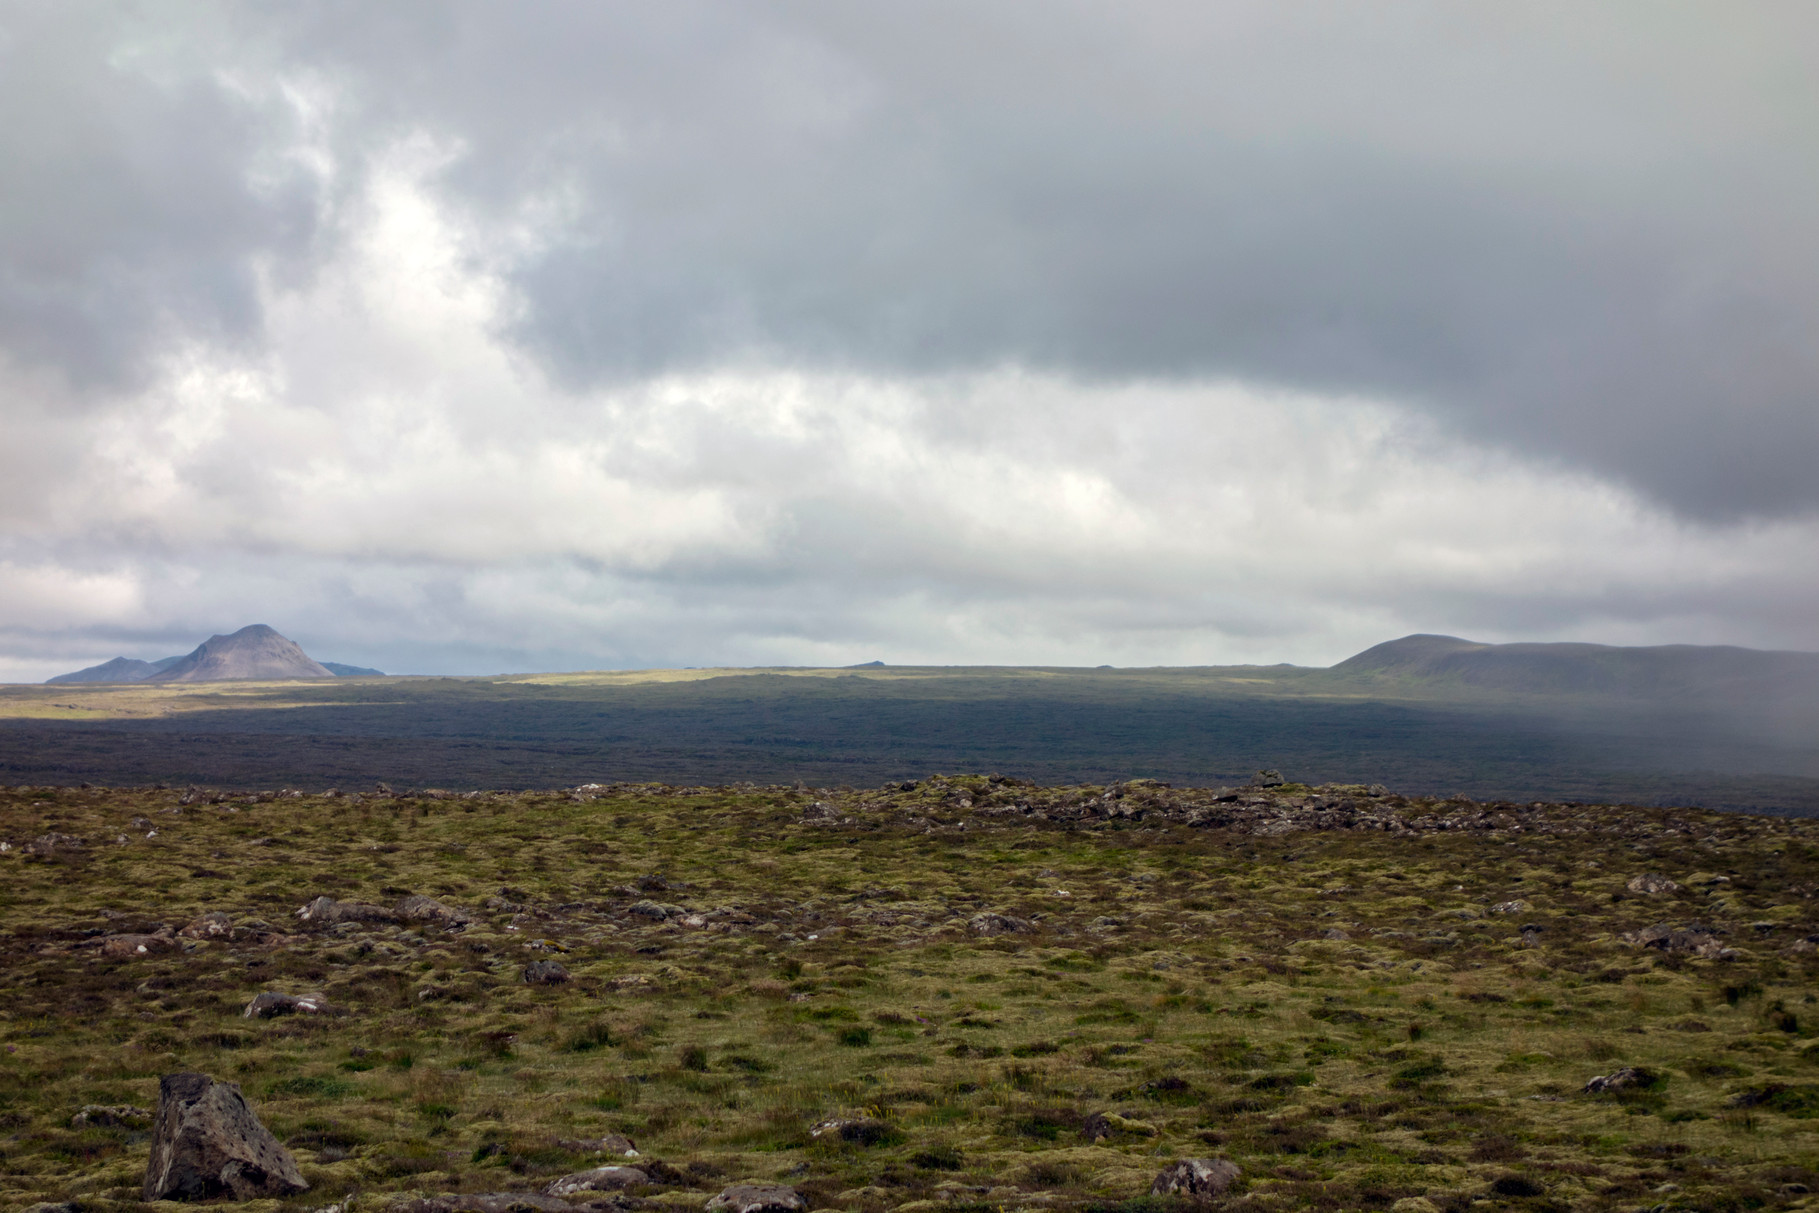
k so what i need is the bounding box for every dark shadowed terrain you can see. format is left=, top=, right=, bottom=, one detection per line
left=3, top=634, right=1818, bottom=813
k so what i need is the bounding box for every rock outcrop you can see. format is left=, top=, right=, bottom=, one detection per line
left=142, top=1072, right=308, bottom=1201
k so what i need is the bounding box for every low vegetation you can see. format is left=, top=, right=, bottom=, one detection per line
left=1, top=776, right=1816, bottom=1211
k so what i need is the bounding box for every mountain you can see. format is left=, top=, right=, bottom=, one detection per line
left=1333, top=633, right=1819, bottom=705
left=46, top=656, right=165, bottom=685
left=143, top=625, right=335, bottom=683
left=322, top=662, right=386, bottom=677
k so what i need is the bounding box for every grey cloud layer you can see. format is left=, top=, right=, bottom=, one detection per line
left=3, top=3, right=1818, bottom=678
left=5, top=3, right=1819, bottom=516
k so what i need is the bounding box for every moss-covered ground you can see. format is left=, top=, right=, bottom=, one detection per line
left=1, top=777, right=1816, bottom=1212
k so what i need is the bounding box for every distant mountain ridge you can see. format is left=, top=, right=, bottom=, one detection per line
left=1334, top=633, right=1819, bottom=702
left=46, top=626, right=383, bottom=684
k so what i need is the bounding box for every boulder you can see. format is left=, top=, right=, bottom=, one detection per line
left=1627, top=874, right=1680, bottom=895
left=71, top=1103, right=152, bottom=1129
left=1584, top=1066, right=1658, bottom=1094
left=1249, top=770, right=1285, bottom=788
left=627, top=899, right=680, bottom=921
left=1151, top=1158, right=1241, bottom=1197
left=24, top=832, right=83, bottom=857
left=968, top=912, right=1036, bottom=936
left=243, top=991, right=328, bottom=1019
left=545, top=1165, right=651, bottom=1195
left=523, top=959, right=570, bottom=984
left=296, top=895, right=399, bottom=926
left=707, top=1184, right=806, bottom=1213
left=142, top=1071, right=308, bottom=1201
left=1491, top=900, right=1530, bottom=914
left=397, top=894, right=472, bottom=929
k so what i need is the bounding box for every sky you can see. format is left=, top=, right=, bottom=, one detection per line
left=2, top=1, right=1818, bottom=679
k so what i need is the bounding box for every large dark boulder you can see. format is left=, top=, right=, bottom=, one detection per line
left=142, top=1072, right=308, bottom=1201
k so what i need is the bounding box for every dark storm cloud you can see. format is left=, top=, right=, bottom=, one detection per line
left=6, top=1, right=1819, bottom=517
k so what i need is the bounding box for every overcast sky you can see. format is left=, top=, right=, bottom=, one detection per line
left=3, top=1, right=1818, bottom=679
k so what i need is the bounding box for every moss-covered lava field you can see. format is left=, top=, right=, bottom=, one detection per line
left=2, top=776, right=1817, bottom=1212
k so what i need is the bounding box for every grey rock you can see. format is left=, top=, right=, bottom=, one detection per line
left=142, top=1071, right=308, bottom=1200
left=1249, top=770, right=1285, bottom=788
left=100, top=932, right=174, bottom=959
left=1627, top=922, right=1730, bottom=958
left=1491, top=900, right=1530, bottom=913
left=706, top=1183, right=806, bottom=1213
left=627, top=899, right=680, bottom=920
left=243, top=991, right=328, bottom=1019
left=545, top=1165, right=651, bottom=1194
left=523, top=959, right=570, bottom=984
left=23, top=1203, right=82, bottom=1213
left=1151, top=1157, right=1241, bottom=1197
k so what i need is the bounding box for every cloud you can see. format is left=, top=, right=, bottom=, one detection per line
left=1, top=3, right=1817, bottom=678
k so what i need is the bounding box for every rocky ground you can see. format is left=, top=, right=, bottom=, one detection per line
left=0, top=775, right=1816, bottom=1212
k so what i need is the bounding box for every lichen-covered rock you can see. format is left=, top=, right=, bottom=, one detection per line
left=142, top=1071, right=308, bottom=1201
left=544, top=1164, right=651, bottom=1194
left=523, top=959, right=570, bottom=984
left=1150, top=1157, right=1241, bottom=1197
left=243, top=991, right=328, bottom=1018
left=707, top=1184, right=806, bottom=1213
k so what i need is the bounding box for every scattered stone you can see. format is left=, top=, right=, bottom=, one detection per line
left=397, top=894, right=472, bottom=929
left=627, top=899, right=682, bottom=920
left=243, top=991, right=328, bottom=1018
left=967, top=912, right=1036, bottom=936
left=1519, top=924, right=1545, bottom=946
left=296, top=895, right=399, bottom=926
left=1491, top=900, right=1530, bottom=913
left=1150, top=1157, right=1241, bottom=1197
left=179, top=911, right=234, bottom=940
left=706, top=1183, right=806, bottom=1213
left=71, top=1103, right=152, bottom=1129
left=1584, top=1066, right=1658, bottom=1094
left=24, top=833, right=83, bottom=857
left=142, top=1071, right=308, bottom=1201
left=545, top=1165, right=651, bottom=1195
left=1627, top=874, right=1681, bottom=895
left=523, top=959, right=570, bottom=984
